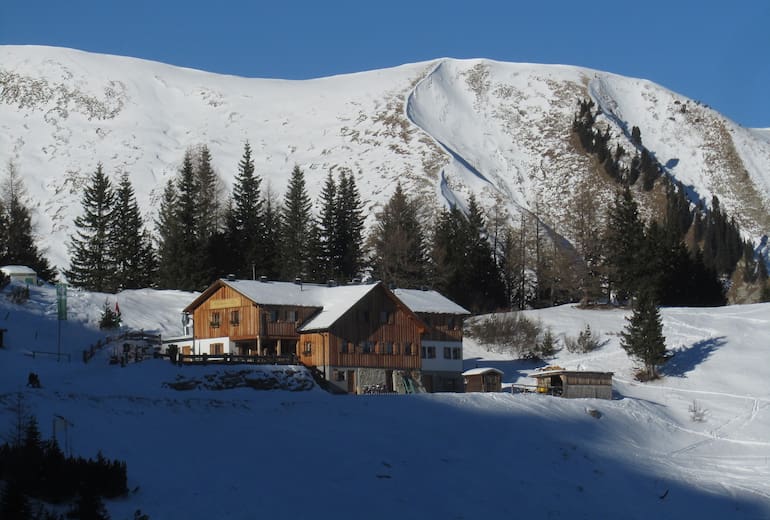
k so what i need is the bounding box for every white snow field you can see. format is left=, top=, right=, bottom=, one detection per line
left=2, top=45, right=770, bottom=272
left=1, top=283, right=769, bottom=519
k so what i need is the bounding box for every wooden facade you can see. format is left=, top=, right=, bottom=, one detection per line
left=532, top=370, right=613, bottom=399
left=184, top=280, right=428, bottom=392
left=463, top=368, right=503, bottom=392
left=299, top=284, right=424, bottom=371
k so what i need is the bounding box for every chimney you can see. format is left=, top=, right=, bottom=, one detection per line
left=259, top=276, right=268, bottom=283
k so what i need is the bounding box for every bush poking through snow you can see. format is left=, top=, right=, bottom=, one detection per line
left=466, top=313, right=543, bottom=359
left=565, top=324, right=601, bottom=353
left=689, top=400, right=707, bottom=422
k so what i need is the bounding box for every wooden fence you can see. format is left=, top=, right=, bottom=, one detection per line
left=175, top=353, right=299, bottom=366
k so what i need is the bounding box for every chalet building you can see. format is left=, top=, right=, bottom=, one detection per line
left=531, top=369, right=614, bottom=399
left=392, top=288, right=470, bottom=392
left=180, top=278, right=437, bottom=394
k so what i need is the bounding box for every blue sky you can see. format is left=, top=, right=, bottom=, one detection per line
left=1, top=1, right=768, bottom=127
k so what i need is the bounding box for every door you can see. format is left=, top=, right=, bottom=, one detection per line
left=347, top=370, right=356, bottom=394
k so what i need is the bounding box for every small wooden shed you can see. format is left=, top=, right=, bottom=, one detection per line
left=462, top=367, right=503, bottom=393
left=0, top=265, right=37, bottom=286
left=531, top=369, right=613, bottom=399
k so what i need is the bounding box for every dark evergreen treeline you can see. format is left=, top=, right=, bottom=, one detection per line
left=0, top=409, right=127, bottom=519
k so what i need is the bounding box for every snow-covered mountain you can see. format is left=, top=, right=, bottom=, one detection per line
left=2, top=45, right=770, bottom=271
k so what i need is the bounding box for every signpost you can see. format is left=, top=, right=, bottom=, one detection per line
left=56, top=283, right=67, bottom=361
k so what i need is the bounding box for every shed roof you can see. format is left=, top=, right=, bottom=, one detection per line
left=531, top=370, right=614, bottom=378
left=392, top=288, right=470, bottom=315
left=1, top=265, right=36, bottom=275
left=462, top=367, right=504, bottom=376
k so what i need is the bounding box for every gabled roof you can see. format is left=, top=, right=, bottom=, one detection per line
left=462, top=367, right=504, bottom=376
left=392, top=288, right=470, bottom=315
left=0, top=265, right=36, bottom=275
left=185, top=278, right=429, bottom=334
left=184, top=279, right=378, bottom=313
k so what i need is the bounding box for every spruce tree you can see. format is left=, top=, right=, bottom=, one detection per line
left=261, top=188, right=282, bottom=279
left=66, top=164, right=116, bottom=292
left=110, top=172, right=156, bottom=289
left=604, top=186, right=645, bottom=302
left=464, top=195, right=506, bottom=311
left=620, top=292, right=667, bottom=380
left=279, top=165, right=312, bottom=280
left=228, top=142, right=263, bottom=278
left=155, top=179, right=182, bottom=288
left=0, top=161, right=56, bottom=280
left=370, top=182, right=428, bottom=288
left=316, top=172, right=337, bottom=280
left=334, top=171, right=364, bottom=281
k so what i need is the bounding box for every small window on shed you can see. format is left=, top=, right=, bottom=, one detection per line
left=303, top=342, right=312, bottom=355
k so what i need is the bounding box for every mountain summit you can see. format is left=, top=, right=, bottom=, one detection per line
left=1, top=45, right=769, bottom=270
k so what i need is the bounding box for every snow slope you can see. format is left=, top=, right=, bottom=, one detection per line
left=2, top=46, right=770, bottom=271
left=1, top=284, right=769, bottom=518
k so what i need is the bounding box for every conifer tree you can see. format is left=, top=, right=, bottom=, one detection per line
left=261, top=187, right=282, bottom=279
left=334, top=171, right=364, bottom=280
left=155, top=179, right=182, bottom=288
left=370, top=182, right=428, bottom=288
left=155, top=150, right=213, bottom=290
left=620, top=292, right=667, bottom=380
left=0, top=161, right=56, bottom=281
left=316, top=172, right=337, bottom=280
left=280, top=165, right=312, bottom=280
left=195, top=145, right=223, bottom=241
left=227, top=142, right=264, bottom=278
left=604, top=186, right=645, bottom=302
left=110, top=172, right=156, bottom=289
left=66, top=164, right=116, bottom=292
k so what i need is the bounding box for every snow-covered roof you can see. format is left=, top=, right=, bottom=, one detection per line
left=462, top=367, right=504, bottom=376
left=391, top=288, right=470, bottom=315
left=0, top=265, right=36, bottom=275
left=216, top=279, right=380, bottom=332
left=531, top=369, right=613, bottom=378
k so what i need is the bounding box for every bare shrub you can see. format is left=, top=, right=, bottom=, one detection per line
left=467, top=313, right=542, bottom=358
left=565, top=324, right=601, bottom=353
left=688, top=400, right=707, bottom=422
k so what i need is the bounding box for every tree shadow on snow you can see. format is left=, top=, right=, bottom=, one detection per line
left=661, top=336, right=727, bottom=378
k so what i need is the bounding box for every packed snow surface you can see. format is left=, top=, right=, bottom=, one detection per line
left=1, top=283, right=769, bottom=518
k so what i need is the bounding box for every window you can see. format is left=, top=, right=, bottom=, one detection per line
left=211, top=343, right=224, bottom=355
left=362, top=341, right=372, bottom=354
left=404, top=343, right=412, bottom=356
left=443, top=347, right=451, bottom=359
left=230, top=310, right=240, bottom=325
left=303, top=342, right=312, bottom=355
left=427, top=346, right=436, bottom=359
left=384, top=342, right=393, bottom=355
left=332, top=369, right=345, bottom=381
left=340, top=341, right=348, bottom=354
left=421, top=347, right=427, bottom=359
left=452, top=347, right=462, bottom=360
left=269, top=309, right=279, bottom=322
left=448, top=317, right=455, bottom=330
left=210, top=312, right=221, bottom=328
left=287, top=310, right=298, bottom=322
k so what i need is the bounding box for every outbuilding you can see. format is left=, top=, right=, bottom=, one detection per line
left=530, top=369, right=613, bottom=399
left=0, top=265, right=37, bottom=286
left=462, top=367, right=503, bottom=392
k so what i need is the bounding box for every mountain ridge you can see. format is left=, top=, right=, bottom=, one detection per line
left=1, top=45, right=769, bottom=271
